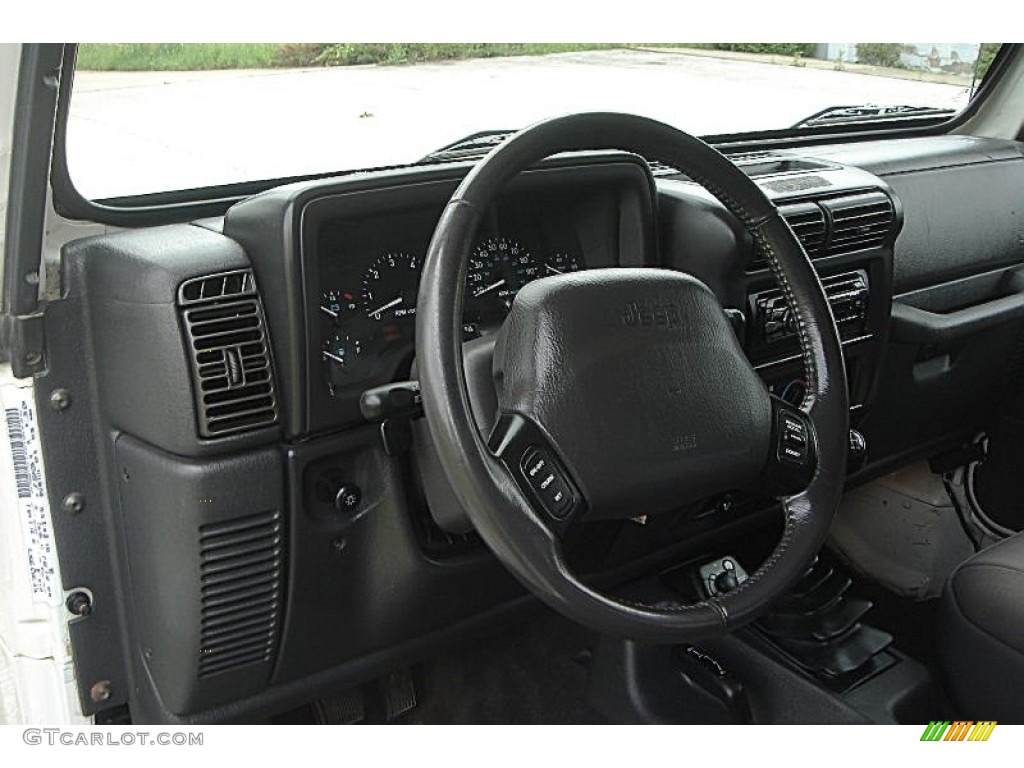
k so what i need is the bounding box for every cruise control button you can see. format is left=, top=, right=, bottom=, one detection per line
left=519, top=446, right=574, bottom=519
left=526, top=455, right=547, bottom=480
left=778, top=412, right=811, bottom=466
left=545, top=478, right=573, bottom=517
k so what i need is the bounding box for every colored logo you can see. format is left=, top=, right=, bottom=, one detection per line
left=920, top=721, right=997, bottom=742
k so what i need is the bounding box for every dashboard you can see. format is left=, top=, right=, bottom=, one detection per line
left=45, top=132, right=1024, bottom=723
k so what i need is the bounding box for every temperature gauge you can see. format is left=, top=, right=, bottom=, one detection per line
left=321, top=289, right=359, bottom=324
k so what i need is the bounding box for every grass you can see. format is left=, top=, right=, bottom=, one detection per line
left=75, top=43, right=631, bottom=71
left=312, top=43, right=626, bottom=67
left=76, top=42, right=817, bottom=72
left=76, top=44, right=284, bottom=71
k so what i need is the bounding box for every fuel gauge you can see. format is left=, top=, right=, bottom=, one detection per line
left=322, top=329, right=368, bottom=388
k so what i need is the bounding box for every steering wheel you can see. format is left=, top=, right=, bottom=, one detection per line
left=415, top=113, right=848, bottom=643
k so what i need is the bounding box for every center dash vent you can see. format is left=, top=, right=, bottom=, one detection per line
left=779, top=201, right=827, bottom=257
left=750, top=190, right=897, bottom=269
left=178, top=270, right=278, bottom=438
left=822, top=192, right=895, bottom=255
left=198, top=510, right=283, bottom=678
left=751, top=201, right=827, bottom=266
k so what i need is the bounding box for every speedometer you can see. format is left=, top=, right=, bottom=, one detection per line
left=464, top=238, right=540, bottom=324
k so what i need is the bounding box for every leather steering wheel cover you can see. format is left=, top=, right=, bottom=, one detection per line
left=416, top=113, right=848, bottom=642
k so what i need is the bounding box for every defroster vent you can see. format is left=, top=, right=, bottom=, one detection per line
left=178, top=270, right=278, bottom=438
left=198, top=510, right=283, bottom=678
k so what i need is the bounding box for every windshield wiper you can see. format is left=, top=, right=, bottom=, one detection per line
left=792, top=104, right=957, bottom=130
left=418, top=130, right=516, bottom=164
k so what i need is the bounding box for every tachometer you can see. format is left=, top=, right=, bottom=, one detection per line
left=543, top=251, right=583, bottom=277
left=361, top=252, right=422, bottom=322
left=464, top=238, right=539, bottom=323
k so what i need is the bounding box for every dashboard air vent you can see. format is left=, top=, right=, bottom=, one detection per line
left=728, top=150, right=780, bottom=164
left=198, top=510, right=283, bottom=678
left=822, top=192, right=895, bottom=255
left=752, top=201, right=826, bottom=266
left=178, top=270, right=278, bottom=438
left=778, top=202, right=827, bottom=258
left=179, top=269, right=256, bottom=305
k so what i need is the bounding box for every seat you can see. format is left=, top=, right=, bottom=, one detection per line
left=938, top=533, right=1024, bottom=722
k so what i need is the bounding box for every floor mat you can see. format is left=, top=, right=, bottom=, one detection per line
left=397, top=610, right=606, bottom=724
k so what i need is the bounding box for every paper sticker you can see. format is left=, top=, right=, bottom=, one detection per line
left=2, top=384, right=61, bottom=605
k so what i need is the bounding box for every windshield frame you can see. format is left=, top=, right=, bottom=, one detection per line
left=51, top=42, right=1018, bottom=227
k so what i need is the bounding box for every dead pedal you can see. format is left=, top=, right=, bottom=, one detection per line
left=312, top=687, right=366, bottom=725
left=380, top=668, right=417, bottom=721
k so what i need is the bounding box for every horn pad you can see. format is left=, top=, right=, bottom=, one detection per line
left=494, top=268, right=772, bottom=519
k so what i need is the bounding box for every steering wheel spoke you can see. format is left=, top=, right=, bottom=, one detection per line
left=488, top=414, right=588, bottom=538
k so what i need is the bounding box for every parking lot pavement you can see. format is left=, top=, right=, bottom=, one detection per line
left=66, top=49, right=968, bottom=199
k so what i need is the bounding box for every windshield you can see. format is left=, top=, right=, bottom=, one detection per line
left=65, top=43, right=1001, bottom=200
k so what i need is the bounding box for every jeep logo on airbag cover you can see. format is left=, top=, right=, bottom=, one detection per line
left=621, top=301, right=684, bottom=329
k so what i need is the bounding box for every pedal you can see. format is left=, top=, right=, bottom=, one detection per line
left=312, top=687, right=366, bottom=724
left=380, top=668, right=418, bottom=722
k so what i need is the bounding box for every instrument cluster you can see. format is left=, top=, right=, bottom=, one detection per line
left=318, top=234, right=584, bottom=396
left=308, top=161, right=651, bottom=415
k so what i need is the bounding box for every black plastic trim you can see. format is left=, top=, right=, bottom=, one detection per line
left=891, top=266, right=1024, bottom=344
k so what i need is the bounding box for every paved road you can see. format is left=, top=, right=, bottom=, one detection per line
left=67, top=50, right=969, bottom=199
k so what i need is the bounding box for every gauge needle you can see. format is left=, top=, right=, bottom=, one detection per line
left=367, top=296, right=403, bottom=318
left=544, top=264, right=564, bottom=275
left=320, top=305, right=339, bottom=318
left=473, top=279, right=506, bottom=297
left=322, top=351, right=345, bottom=364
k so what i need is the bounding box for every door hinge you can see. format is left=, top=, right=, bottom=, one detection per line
left=1, top=311, right=46, bottom=377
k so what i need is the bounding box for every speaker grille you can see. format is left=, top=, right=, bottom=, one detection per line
left=198, top=510, right=283, bottom=678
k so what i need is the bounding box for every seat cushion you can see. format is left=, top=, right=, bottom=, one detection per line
left=939, top=533, right=1024, bottom=722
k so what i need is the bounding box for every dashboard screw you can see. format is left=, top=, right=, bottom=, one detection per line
left=66, top=591, right=93, bottom=617
left=49, top=388, right=71, bottom=411
left=62, top=492, right=85, bottom=514
left=90, top=680, right=112, bottom=703
left=331, top=537, right=348, bottom=553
